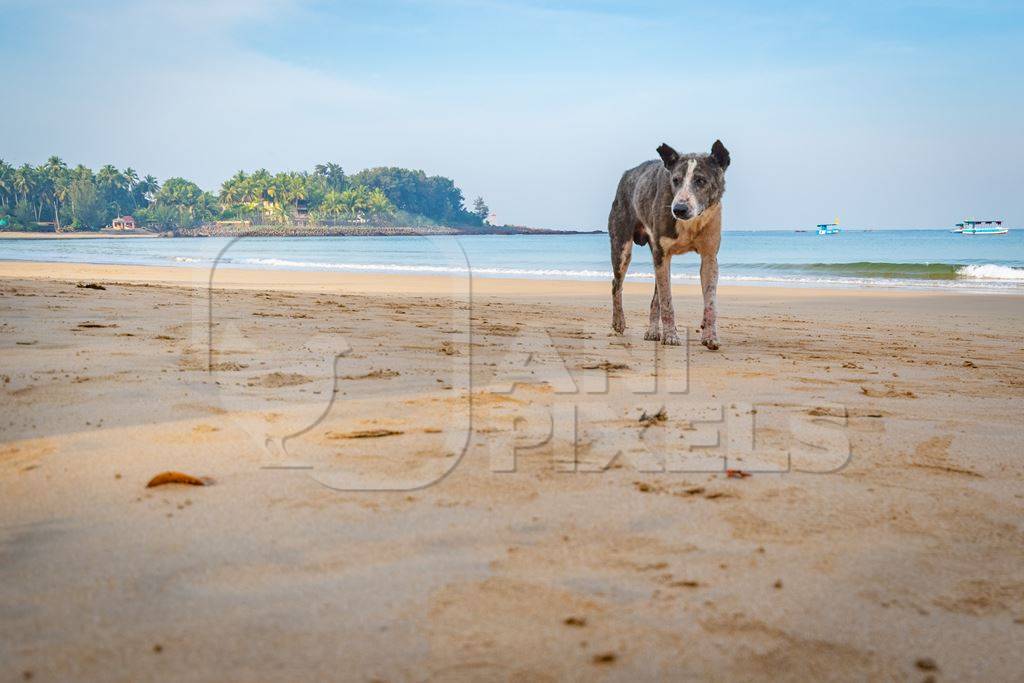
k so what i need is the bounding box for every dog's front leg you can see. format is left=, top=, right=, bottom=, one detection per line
left=655, top=253, right=680, bottom=345
left=644, top=283, right=661, bottom=340
left=699, top=252, right=720, bottom=350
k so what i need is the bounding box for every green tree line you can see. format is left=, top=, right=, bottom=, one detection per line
left=0, top=157, right=489, bottom=231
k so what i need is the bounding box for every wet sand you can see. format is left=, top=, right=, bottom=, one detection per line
left=1, top=261, right=1022, bottom=681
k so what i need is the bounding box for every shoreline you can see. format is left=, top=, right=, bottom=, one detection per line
left=2, top=259, right=1023, bottom=297
left=4, top=259, right=1021, bottom=299
left=2, top=229, right=1021, bottom=295
left=0, top=231, right=161, bottom=240
left=0, top=226, right=601, bottom=240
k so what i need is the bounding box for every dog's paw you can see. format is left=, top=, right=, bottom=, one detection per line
left=612, top=313, right=625, bottom=334
left=661, top=330, right=682, bottom=346
left=643, top=328, right=661, bottom=341
left=701, top=337, right=720, bottom=350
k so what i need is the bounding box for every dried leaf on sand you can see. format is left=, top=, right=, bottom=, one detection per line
left=327, top=429, right=404, bottom=439
left=339, top=369, right=400, bottom=380
left=638, top=407, right=668, bottom=426
left=146, top=471, right=212, bottom=488
left=582, top=361, right=630, bottom=371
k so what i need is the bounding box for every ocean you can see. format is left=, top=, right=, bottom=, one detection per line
left=3, top=229, right=1023, bottom=292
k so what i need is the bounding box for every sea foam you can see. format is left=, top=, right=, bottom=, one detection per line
left=957, top=264, right=1024, bottom=280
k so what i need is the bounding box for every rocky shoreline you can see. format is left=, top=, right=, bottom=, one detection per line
left=1, top=224, right=600, bottom=239
left=173, top=223, right=595, bottom=237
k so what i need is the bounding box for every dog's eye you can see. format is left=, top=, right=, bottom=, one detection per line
left=672, top=176, right=682, bottom=184
left=694, top=177, right=706, bottom=187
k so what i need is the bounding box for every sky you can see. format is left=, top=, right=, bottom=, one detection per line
left=2, top=0, right=1023, bottom=230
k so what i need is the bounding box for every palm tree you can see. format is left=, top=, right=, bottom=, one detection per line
left=13, top=164, right=35, bottom=205
left=219, top=170, right=247, bottom=207
left=367, top=188, right=395, bottom=224
left=123, top=167, right=139, bottom=209
left=97, top=164, right=126, bottom=193
left=13, top=164, right=44, bottom=221
left=0, top=159, right=13, bottom=209
left=44, top=156, right=67, bottom=176
left=314, top=162, right=346, bottom=191
left=96, top=164, right=128, bottom=223
left=244, top=169, right=272, bottom=222
left=43, top=156, right=68, bottom=231
left=313, top=190, right=346, bottom=222
left=123, top=167, right=139, bottom=189
left=71, top=164, right=93, bottom=181
left=136, top=174, right=159, bottom=207
left=287, top=172, right=307, bottom=213
left=66, top=165, right=93, bottom=218
left=342, top=186, right=374, bottom=222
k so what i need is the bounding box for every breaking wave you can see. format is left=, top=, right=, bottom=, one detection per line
left=750, top=261, right=1024, bottom=280
left=956, top=263, right=1024, bottom=280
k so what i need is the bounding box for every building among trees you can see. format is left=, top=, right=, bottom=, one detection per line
left=111, top=215, right=136, bottom=230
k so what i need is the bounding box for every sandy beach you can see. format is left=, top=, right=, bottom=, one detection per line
left=2, top=261, right=1022, bottom=681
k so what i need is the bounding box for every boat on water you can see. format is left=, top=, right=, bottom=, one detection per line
left=951, top=222, right=964, bottom=233
left=817, top=222, right=840, bottom=235
left=960, top=219, right=1008, bottom=235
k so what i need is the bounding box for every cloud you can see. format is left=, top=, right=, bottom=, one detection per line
left=3, top=0, right=394, bottom=188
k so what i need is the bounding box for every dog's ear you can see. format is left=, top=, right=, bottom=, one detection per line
left=710, top=140, right=730, bottom=170
left=656, top=143, right=679, bottom=168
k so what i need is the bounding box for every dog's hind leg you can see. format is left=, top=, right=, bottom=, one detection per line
left=610, top=236, right=632, bottom=334
left=644, top=283, right=661, bottom=340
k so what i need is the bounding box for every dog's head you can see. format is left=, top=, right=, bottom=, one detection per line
left=657, top=140, right=730, bottom=221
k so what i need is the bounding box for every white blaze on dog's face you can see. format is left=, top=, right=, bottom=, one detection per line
left=675, top=159, right=699, bottom=218
left=657, top=140, right=730, bottom=221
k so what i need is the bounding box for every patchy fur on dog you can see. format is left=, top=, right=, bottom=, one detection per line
left=608, top=140, right=730, bottom=349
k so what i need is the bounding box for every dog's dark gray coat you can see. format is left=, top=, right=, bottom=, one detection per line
left=608, top=140, right=730, bottom=348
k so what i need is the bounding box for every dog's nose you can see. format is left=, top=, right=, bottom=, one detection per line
left=672, top=203, right=692, bottom=220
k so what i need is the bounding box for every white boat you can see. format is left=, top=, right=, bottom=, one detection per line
left=817, top=222, right=840, bottom=235
left=961, top=219, right=1008, bottom=235
left=951, top=222, right=964, bottom=233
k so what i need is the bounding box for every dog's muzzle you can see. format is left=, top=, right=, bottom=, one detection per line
left=671, top=203, right=693, bottom=220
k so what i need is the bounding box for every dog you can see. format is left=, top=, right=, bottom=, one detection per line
left=608, top=140, right=730, bottom=349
